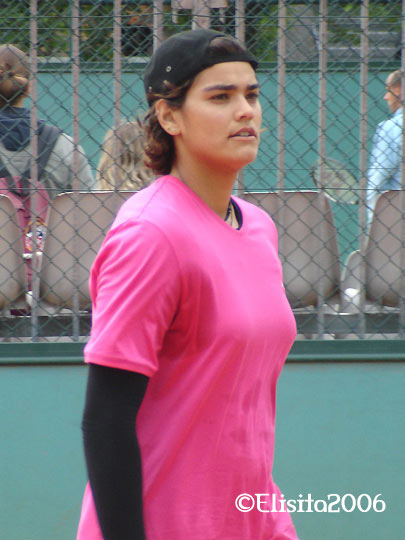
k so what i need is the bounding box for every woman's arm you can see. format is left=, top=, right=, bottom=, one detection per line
left=82, top=363, right=149, bottom=540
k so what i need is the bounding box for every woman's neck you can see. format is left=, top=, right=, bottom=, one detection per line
left=171, top=161, right=238, bottom=220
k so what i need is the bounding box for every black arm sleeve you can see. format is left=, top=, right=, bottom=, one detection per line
left=82, top=363, right=149, bottom=540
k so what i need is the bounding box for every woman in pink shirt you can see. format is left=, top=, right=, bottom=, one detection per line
left=77, top=29, right=298, bottom=540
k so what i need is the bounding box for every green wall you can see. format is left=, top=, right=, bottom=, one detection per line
left=0, top=341, right=404, bottom=540
left=34, top=69, right=390, bottom=186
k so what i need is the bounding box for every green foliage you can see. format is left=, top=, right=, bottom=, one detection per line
left=246, top=9, right=278, bottom=62
left=80, top=2, right=114, bottom=62
left=0, top=1, right=72, bottom=57
left=0, top=1, right=401, bottom=63
left=329, top=1, right=401, bottom=46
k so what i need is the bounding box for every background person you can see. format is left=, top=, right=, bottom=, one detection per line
left=97, top=119, right=154, bottom=191
left=0, top=44, right=94, bottom=198
left=0, top=44, right=94, bottom=295
left=78, top=29, right=298, bottom=540
left=367, top=69, right=403, bottom=225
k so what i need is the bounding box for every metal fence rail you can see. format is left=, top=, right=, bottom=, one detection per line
left=0, top=0, right=404, bottom=341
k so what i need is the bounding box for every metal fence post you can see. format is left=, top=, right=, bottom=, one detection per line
left=30, top=0, right=40, bottom=340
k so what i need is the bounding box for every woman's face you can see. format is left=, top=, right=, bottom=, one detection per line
left=170, top=61, right=262, bottom=175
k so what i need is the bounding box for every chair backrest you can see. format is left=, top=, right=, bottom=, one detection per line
left=244, top=191, right=341, bottom=308
left=366, top=190, right=405, bottom=306
left=0, top=194, right=26, bottom=308
left=39, top=191, right=135, bottom=310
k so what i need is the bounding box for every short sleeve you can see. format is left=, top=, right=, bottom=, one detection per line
left=84, top=219, right=182, bottom=376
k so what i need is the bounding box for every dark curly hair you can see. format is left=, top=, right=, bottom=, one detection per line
left=143, top=35, right=255, bottom=176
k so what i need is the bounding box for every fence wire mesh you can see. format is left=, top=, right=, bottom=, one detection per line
left=0, top=0, right=404, bottom=341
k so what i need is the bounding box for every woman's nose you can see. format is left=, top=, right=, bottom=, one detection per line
left=236, top=96, right=254, bottom=120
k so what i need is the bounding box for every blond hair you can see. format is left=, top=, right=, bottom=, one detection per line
left=97, top=120, right=154, bottom=190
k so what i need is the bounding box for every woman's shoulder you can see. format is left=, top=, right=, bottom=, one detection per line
left=232, top=195, right=278, bottom=239
left=233, top=194, right=273, bottom=222
left=114, top=175, right=195, bottom=224
left=107, top=176, right=191, bottom=246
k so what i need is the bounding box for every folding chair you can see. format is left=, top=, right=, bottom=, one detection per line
left=0, top=194, right=26, bottom=310
left=244, top=191, right=342, bottom=336
left=39, top=191, right=135, bottom=312
left=342, top=190, right=405, bottom=335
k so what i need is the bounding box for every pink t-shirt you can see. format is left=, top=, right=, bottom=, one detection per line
left=77, top=176, right=298, bottom=540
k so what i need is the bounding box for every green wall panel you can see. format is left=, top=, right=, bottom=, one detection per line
left=0, top=364, right=87, bottom=539
left=274, top=361, right=405, bottom=540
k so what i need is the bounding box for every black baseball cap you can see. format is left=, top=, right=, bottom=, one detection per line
left=144, top=29, right=258, bottom=105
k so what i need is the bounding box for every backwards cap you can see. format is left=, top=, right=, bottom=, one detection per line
left=144, top=29, right=258, bottom=105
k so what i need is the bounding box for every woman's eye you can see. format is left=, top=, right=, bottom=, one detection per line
left=247, top=92, right=259, bottom=102
left=211, top=93, right=229, bottom=101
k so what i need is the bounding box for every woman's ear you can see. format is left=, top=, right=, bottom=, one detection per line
left=155, top=99, right=180, bottom=136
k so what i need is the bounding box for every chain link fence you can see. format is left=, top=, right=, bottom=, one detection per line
left=0, top=0, right=404, bottom=341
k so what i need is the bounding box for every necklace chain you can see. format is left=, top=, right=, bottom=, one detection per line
left=224, top=201, right=232, bottom=222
